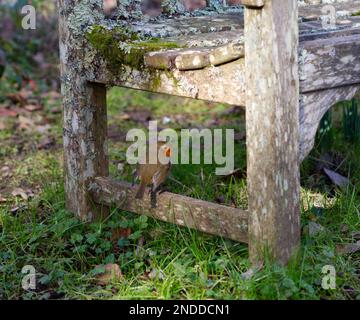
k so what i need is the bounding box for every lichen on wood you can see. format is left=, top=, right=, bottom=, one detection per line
left=88, top=177, right=249, bottom=243
left=245, top=0, right=301, bottom=266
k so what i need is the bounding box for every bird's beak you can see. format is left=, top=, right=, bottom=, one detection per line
left=165, top=146, right=171, bottom=158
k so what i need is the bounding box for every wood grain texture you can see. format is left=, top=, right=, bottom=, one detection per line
left=59, top=0, right=109, bottom=221
left=300, top=34, right=360, bottom=93
left=88, top=177, right=249, bottom=243
left=86, top=11, right=360, bottom=106
left=300, top=85, right=360, bottom=161
left=91, top=58, right=247, bottom=106
left=59, top=0, right=360, bottom=263
left=245, top=0, right=301, bottom=265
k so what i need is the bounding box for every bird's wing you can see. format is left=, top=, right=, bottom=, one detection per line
left=152, top=163, right=171, bottom=190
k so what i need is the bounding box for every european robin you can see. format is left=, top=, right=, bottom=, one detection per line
left=135, top=140, right=172, bottom=208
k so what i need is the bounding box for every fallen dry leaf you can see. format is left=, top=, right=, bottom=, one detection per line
left=95, top=263, right=123, bottom=286
left=11, top=188, right=34, bottom=201
left=0, top=107, right=18, bottom=117
left=342, top=285, right=358, bottom=299
left=336, top=241, right=360, bottom=255
left=50, top=107, right=61, bottom=114
left=18, top=115, right=35, bottom=131
left=162, top=116, right=172, bottom=125
left=6, top=92, right=28, bottom=106
left=117, top=162, right=125, bottom=173
left=0, top=119, right=5, bottom=130
left=147, top=268, right=165, bottom=281
left=204, top=119, right=220, bottom=127
left=308, top=221, right=325, bottom=237
left=241, top=262, right=264, bottom=280
left=323, top=168, right=350, bottom=189
left=41, top=90, right=61, bottom=100
left=37, top=137, right=55, bottom=150
left=111, top=227, right=132, bottom=241
left=315, top=152, right=345, bottom=173
left=135, top=236, right=145, bottom=256
left=351, top=231, right=360, bottom=241
left=24, top=104, right=42, bottom=112
left=174, top=114, right=191, bottom=126
left=1, top=166, right=11, bottom=178
left=10, top=205, right=28, bottom=215
left=36, top=124, right=51, bottom=134
left=11, top=188, right=29, bottom=200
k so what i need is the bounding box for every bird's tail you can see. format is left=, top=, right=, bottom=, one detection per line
left=135, top=183, right=146, bottom=200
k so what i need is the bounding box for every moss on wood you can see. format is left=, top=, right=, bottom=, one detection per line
left=86, top=25, right=182, bottom=72
left=86, top=25, right=185, bottom=91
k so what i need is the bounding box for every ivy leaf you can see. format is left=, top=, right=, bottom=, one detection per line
left=90, top=265, right=106, bottom=276
left=94, top=264, right=123, bottom=286
left=86, top=233, right=98, bottom=245
left=105, top=254, right=115, bottom=264
left=128, top=230, right=142, bottom=240
left=39, top=274, right=51, bottom=285
left=117, top=238, right=130, bottom=248
left=70, top=233, right=83, bottom=244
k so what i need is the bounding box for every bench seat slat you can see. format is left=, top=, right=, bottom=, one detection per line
left=144, top=42, right=244, bottom=70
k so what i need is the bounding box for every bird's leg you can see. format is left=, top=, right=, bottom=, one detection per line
left=151, top=183, right=166, bottom=208
left=131, top=169, right=137, bottom=188
left=150, top=188, right=157, bottom=209
left=150, top=185, right=169, bottom=208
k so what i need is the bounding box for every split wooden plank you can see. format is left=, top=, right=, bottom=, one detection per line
left=209, top=43, right=245, bottom=66
left=144, top=50, right=181, bottom=70
left=88, top=177, right=249, bottom=243
left=175, top=49, right=210, bottom=70
left=144, top=42, right=245, bottom=71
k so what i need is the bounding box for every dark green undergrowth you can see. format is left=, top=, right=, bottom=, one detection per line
left=1, top=87, right=360, bottom=300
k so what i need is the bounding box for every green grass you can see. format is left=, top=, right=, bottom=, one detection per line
left=0, top=87, right=359, bottom=300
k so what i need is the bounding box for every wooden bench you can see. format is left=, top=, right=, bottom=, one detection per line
left=58, top=0, right=360, bottom=265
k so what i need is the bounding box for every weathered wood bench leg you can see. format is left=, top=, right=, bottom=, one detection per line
left=244, top=0, right=301, bottom=265
left=58, top=0, right=108, bottom=221
left=61, top=79, right=109, bottom=221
